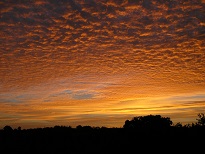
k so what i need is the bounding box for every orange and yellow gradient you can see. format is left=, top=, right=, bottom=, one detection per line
left=0, top=0, right=205, bottom=129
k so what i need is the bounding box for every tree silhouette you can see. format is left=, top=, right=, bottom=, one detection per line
left=196, top=113, right=205, bottom=126
left=3, top=125, right=13, bottom=132
left=123, top=114, right=173, bottom=129
left=174, top=122, right=183, bottom=127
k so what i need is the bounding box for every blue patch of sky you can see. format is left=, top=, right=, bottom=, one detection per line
left=47, top=89, right=95, bottom=100
left=49, top=89, right=73, bottom=97
left=0, top=98, right=21, bottom=103
left=72, top=91, right=95, bottom=100
left=0, top=93, right=40, bottom=104
left=62, top=90, right=72, bottom=94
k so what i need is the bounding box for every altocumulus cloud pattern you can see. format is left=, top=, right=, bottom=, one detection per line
left=0, top=0, right=205, bottom=128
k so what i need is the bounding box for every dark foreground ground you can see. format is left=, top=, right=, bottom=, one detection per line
left=0, top=126, right=204, bottom=154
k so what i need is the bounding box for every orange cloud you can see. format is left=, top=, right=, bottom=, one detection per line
left=0, top=0, right=204, bottom=129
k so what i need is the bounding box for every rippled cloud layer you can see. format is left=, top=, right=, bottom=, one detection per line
left=0, top=0, right=205, bottom=128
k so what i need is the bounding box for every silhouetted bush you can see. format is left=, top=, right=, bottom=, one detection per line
left=3, top=125, right=13, bottom=132
left=123, top=114, right=172, bottom=129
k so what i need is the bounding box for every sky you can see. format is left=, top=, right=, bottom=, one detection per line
left=0, top=0, right=205, bottom=129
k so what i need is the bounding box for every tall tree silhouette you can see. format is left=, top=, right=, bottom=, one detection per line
left=196, top=113, right=205, bottom=126
left=123, top=114, right=172, bottom=129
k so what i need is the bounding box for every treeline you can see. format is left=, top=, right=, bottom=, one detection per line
left=0, top=113, right=204, bottom=154
left=2, top=113, right=205, bottom=131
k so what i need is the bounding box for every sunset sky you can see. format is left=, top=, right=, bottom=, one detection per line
left=0, top=0, right=205, bottom=129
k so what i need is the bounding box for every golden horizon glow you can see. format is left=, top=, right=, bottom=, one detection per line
left=0, top=0, right=205, bottom=129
